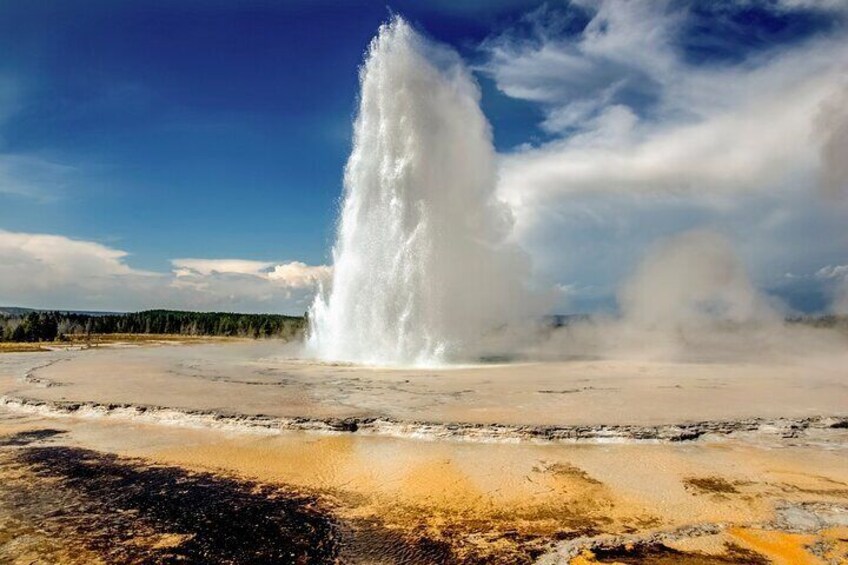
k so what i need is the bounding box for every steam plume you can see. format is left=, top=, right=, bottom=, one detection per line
left=532, top=230, right=845, bottom=363
left=308, top=18, right=535, bottom=366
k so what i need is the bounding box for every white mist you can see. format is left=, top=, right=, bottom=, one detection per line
left=308, top=17, right=532, bottom=366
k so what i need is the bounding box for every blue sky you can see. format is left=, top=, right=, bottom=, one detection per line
left=1, top=0, right=847, bottom=314
left=0, top=1, right=540, bottom=266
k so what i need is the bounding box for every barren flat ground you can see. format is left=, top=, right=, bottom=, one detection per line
left=1, top=341, right=847, bottom=563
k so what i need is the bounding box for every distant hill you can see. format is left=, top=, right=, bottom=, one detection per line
left=0, top=307, right=35, bottom=316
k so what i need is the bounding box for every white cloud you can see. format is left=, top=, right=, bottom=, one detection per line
left=487, top=7, right=847, bottom=209
left=499, top=67, right=833, bottom=207
left=0, top=229, right=149, bottom=283
left=267, top=262, right=332, bottom=287
left=171, top=258, right=331, bottom=289
left=483, top=1, right=677, bottom=108
left=479, top=0, right=848, bottom=312
left=171, top=258, right=275, bottom=278
left=0, top=230, right=328, bottom=313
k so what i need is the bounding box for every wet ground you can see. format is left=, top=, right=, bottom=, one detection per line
left=0, top=434, right=335, bottom=563
left=1, top=411, right=847, bottom=564
left=0, top=343, right=846, bottom=563
left=2, top=341, right=846, bottom=428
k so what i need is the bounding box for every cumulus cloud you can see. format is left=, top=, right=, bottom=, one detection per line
left=267, top=262, right=332, bottom=287
left=499, top=78, right=825, bottom=206
left=480, top=0, right=848, bottom=312
left=486, top=4, right=846, bottom=206
left=171, top=258, right=331, bottom=288
left=0, top=230, right=158, bottom=310
left=171, top=259, right=276, bottom=278
left=0, top=230, right=152, bottom=288
left=0, top=230, right=328, bottom=313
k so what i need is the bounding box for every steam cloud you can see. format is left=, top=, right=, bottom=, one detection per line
left=530, top=230, right=845, bottom=363
left=617, top=230, right=775, bottom=331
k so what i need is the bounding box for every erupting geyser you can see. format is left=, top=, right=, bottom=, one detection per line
left=308, top=17, right=531, bottom=366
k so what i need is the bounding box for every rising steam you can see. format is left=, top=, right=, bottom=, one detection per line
left=308, top=18, right=535, bottom=366
left=530, top=230, right=846, bottom=363
left=617, top=230, right=776, bottom=331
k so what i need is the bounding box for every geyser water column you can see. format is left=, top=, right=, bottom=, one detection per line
left=308, top=17, right=532, bottom=366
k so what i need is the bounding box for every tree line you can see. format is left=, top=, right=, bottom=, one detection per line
left=0, top=310, right=306, bottom=343
left=786, top=314, right=848, bottom=331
